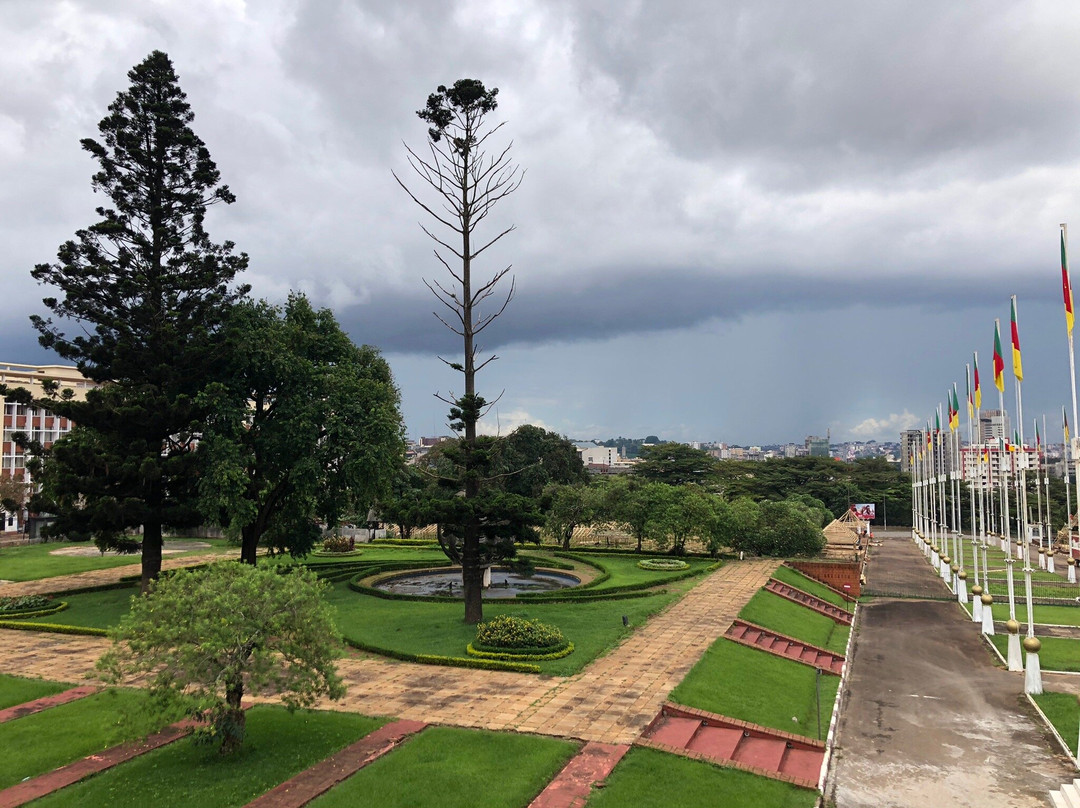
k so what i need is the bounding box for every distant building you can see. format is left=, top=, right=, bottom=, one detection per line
left=580, top=445, right=619, bottom=467
left=1, top=363, right=95, bottom=532
left=806, top=435, right=830, bottom=458
left=979, top=410, right=1010, bottom=443
left=900, top=429, right=923, bottom=473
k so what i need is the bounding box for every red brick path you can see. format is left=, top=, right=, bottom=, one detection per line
left=242, top=719, right=427, bottom=808
left=527, top=742, right=630, bottom=808
left=0, top=686, right=98, bottom=724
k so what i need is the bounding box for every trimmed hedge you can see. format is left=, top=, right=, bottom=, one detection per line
left=0, top=620, right=107, bottom=636
left=637, top=558, right=690, bottom=571
left=369, top=539, right=441, bottom=547
left=466, top=641, right=575, bottom=661
left=0, top=602, right=69, bottom=619
left=342, top=637, right=541, bottom=673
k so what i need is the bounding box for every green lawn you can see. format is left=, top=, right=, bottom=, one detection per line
left=0, top=688, right=161, bottom=789
left=771, top=566, right=853, bottom=611
left=0, top=539, right=237, bottom=582
left=585, top=747, right=817, bottom=808
left=738, top=590, right=850, bottom=654
left=309, top=726, right=577, bottom=808
left=669, top=638, right=839, bottom=740
left=551, top=552, right=715, bottom=591
left=0, top=674, right=69, bottom=710
left=1033, top=691, right=1080, bottom=756
left=326, top=581, right=681, bottom=676
left=27, top=705, right=387, bottom=808
left=987, top=634, right=1080, bottom=672
left=963, top=600, right=1080, bottom=627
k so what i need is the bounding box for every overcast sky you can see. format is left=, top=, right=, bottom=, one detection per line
left=5, top=1, right=1080, bottom=445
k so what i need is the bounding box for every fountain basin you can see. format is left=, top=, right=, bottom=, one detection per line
left=373, top=567, right=581, bottom=599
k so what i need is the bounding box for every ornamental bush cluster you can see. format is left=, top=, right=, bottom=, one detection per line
left=636, top=558, right=690, bottom=571
left=0, top=595, right=52, bottom=613
left=474, top=615, right=564, bottom=650
left=321, top=535, right=355, bottom=554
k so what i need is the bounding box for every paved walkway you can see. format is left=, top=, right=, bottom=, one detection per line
left=0, top=553, right=227, bottom=596
left=827, top=529, right=1077, bottom=808
left=0, top=559, right=778, bottom=746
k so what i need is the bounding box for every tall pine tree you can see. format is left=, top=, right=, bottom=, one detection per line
left=30, top=51, right=248, bottom=590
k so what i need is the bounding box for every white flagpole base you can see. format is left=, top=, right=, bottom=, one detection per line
left=957, top=579, right=968, bottom=603
left=1048, top=557, right=1055, bottom=574
left=1070, top=566, right=1077, bottom=584
left=972, top=597, right=983, bottom=623
left=1039, top=555, right=1047, bottom=571
left=1001, top=537, right=1008, bottom=553
left=1016, top=544, right=1024, bottom=560
left=1025, top=651, right=1043, bottom=695
left=1007, top=634, right=1022, bottom=671
left=981, top=608, right=995, bottom=635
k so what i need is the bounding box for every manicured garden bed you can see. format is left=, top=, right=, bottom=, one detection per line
left=0, top=688, right=161, bottom=789
left=0, top=673, right=69, bottom=711
left=668, top=638, right=840, bottom=740
left=307, top=726, right=577, bottom=808
left=585, top=747, right=817, bottom=808
left=26, top=706, right=388, bottom=808
left=738, top=590, right=850, bottom=654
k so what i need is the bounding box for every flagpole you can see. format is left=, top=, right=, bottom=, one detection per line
left=1043, top=414, right=1053, bottom=574
left=1012, top=295, right=1042, bottom=693
left=1066, top=408, right=1076, bottom=582
left=1064, top=223, right=1080, bottom=560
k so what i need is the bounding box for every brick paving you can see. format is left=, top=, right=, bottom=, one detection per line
left=527, top=743, right=630, bottom=808
left=0, top=559, right=777, bottom=747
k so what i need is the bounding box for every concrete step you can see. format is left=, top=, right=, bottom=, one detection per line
left=725, top=619, right=845, bottom=675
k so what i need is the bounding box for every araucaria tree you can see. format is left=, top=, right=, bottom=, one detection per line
left=395, top=79, right=523, bottom=623
left=29, top=51, right=248, bottom=590
left=98, top=563, right=345, bottom=754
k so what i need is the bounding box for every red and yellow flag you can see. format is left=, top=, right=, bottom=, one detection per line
left=1011, top=296, right=1023, bottom=381
left=1064, top=228, right=1075, bottom=335
left=949, top=386, right=959, bottom=430
left=1065, top=406, right=1071, bottom=444
left=973, top=352, right=982, bottom=409
left=993, top=321, right=1006, bottom=392
left=966, top=366, right=974, bottom=419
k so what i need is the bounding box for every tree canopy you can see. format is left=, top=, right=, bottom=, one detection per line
left=634, top=442, right=718, bottom=486
left=28, top=50, right=248, bottom=589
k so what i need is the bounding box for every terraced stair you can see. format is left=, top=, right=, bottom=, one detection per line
left=725, top=619, right=845, bottom=675
left=765, top=578, right=854, bottom=625
left=639, top=703, right=824, bottom=789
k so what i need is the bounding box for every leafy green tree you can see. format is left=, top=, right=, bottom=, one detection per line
left=28, top=51, right=248, bottom=590
left=395, top=79, right=524, bottom=623
left=198, top=295, right=404, bottom=563
left=97, top=563, right=344, bottom=754
left=380, top=466, right=437, bottom=540
left=756, top=501, right=826, bottom=557
left=635, top=443, right=718, bottom=486
left=729, top=497, right=764, bottom=555
left=544, top=482, right=597, bottom=549
left=599, top=476, right=671, bottom=552
left=500, top=425, right=587, bottom=500
left=649, top=485, right=717, bottom=555
left=0, top=473, right=28, bottom=523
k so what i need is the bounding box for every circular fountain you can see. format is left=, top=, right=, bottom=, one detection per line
left=373, top=567, right=581, bottom=599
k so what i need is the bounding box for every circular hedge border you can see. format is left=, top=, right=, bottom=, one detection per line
left=636, top=558, right=690, bottom=571
left=466, top=640, right=575, bottom=661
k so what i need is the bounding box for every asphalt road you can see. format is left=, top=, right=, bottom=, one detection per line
left=827, top=528, right=1077, bottom=808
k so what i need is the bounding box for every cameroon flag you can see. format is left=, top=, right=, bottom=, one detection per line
left=993, top=321, right=1006, bottom=392
left=973, top=352, right=982, bottom=408
left=1011, top=296, right=1023, bottom=381
left=1064, top=229, right=1075, bottom=335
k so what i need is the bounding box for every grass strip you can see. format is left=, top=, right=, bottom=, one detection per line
left=0, top=539, right=236, bottom=581
left=585, top=747, right=817, bottom=808
left=0, top=674, right=69, bottom=711
left=771, top=566, right=854, bottom=610
left=0, top=688, right=159, bottom=789
left=1033, top=691, right=1080, bottom=756
left=669, top=637, right=839, bottom=740
left=307, top=726, right=578, bottom=808
left=738, top=590, right=850, bottom=655
left=987, top=634, right=1080, bottom=672
left=27, top=706, right=387, bottom=808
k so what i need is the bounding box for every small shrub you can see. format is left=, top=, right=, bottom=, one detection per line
left=637, top=558, right=690, bottom=571
left=508, top=556, right=537, bottom=578
left=0, top=595, right=53, bottom=613
left=474, top=615, right=565, bottom=650
left=113, top=537, right=142, bottom=554
left=321, top=535, right=355, bottom=554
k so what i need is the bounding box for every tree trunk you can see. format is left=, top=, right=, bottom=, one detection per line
left=141, top=521, right=163, bottom=593
left=562, top=523, right=575, bottom=551
left=462, top=524, right=483, bottom=624
left=220, top=678, right=246, bottom=755
left=240, top=522, right=259, bottom=565
left=636, top=532, right=643, bottom=553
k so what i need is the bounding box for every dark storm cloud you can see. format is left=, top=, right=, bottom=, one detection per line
left=569, top=2, right=1080, bottom=187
